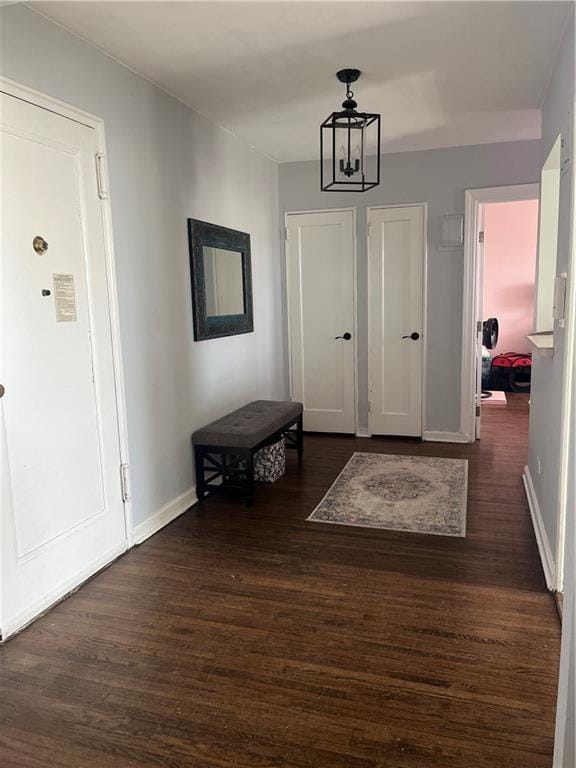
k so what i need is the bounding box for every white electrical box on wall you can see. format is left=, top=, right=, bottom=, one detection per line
left=440, top=214, right=464, bottom=248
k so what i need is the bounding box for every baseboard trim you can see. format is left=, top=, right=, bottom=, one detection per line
left=522, top=465, right=556, bottom=591
left=356, top=428, right=371, bottom=438
left=1, top=541, right=127, bottom=641
left=422, top=431, right=473, bottom=444
left=133, top=486, right=197, bottom=545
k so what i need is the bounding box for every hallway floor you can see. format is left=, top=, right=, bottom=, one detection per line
left=0, top=395, right=561, bottom=768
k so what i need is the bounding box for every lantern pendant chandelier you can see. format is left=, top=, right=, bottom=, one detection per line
left=320, top=68, right=381, bottom=192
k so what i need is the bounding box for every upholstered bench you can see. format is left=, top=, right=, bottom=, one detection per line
left=192, top=400, right=303, bottom=504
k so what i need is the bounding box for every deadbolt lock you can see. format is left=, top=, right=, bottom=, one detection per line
left=33, top=236, right=49, bottom=255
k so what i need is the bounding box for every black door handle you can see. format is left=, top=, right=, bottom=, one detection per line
left=402, top=332, right=420, bottom=340
left=334, top=332, right=352, bottom=340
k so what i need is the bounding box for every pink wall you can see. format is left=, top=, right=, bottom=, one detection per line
left=483, top=199, right=539, bottom=354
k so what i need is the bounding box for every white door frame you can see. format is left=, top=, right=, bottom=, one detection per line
left=284, top=206, right=359, bottom=435
left=460, top=183, right=540, bottom=441
left=367, top=202, right=428, bottom=438
left=0, top=76, right=133, bottom=546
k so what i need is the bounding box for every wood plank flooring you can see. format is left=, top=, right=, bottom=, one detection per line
left=0, top=396, right=561, bottom=767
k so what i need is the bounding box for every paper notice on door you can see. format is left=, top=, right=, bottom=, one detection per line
left=53, top=273, right=77, bottom=322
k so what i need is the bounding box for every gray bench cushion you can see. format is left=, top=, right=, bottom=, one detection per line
left=192, top=400, right=303, bottom=449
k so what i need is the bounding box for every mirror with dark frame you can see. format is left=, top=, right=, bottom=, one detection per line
left=188, top=219, right=253, bottom=340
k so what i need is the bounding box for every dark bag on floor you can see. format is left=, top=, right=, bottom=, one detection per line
left=491, top=352, right=532, bottom=393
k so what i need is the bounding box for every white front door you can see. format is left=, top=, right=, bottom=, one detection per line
left=286, top=209, right=356, bottom=433
left=368, top=205, right=425, bottom=436
left=1, top=91, right=127, bottom=637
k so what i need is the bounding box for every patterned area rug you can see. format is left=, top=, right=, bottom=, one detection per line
left=307, top=452, right=468, bottom=537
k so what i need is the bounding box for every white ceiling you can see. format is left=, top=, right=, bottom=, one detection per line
left=29, top=1, right=571, bottom=162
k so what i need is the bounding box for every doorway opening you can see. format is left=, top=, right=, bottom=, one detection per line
left=479, top=199, right=539, bottom=427
left=461, top=183, right=540, bottom=441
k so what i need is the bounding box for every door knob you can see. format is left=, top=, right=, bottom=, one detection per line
left=0, top=384, right=4, bottom=398
left=402, top=332, right=420, bottom=340
left=334, top=332, right=352, bottom=340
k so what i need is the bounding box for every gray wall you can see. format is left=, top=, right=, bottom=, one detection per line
left=279, top=141, right=541, bottom=434
left=1, top=5, right=286, bottom=527
left=527, top=11, right=575, bottom=562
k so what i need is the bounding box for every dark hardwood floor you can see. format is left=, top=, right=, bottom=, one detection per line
left=0, top=395, right=561, bottom=767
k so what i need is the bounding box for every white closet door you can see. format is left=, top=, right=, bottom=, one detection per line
left=368, top=205, right=425, bottom=436
left=286, top=210, right=356, bottom=433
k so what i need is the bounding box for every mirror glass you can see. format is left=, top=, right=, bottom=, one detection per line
left=202, top=246, right=245, bottom=316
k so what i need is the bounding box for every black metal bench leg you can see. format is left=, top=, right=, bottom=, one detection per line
left=195, top=447, right=207, bottom=500
left=297, top=414, right=304, bottom=463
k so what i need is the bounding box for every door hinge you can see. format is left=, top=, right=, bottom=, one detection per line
left=478, top=230, right=484, bottom=244
left=120, top=463, right=130, bottom=502
left=476, top=405, right=481, bottom=417
left=477, top=320, right=483, bottom=333
left=368, top=222, right=372, bottom=238
left=95, top=153, right=109, bottom=200
left=368, top=401, right=372, bottom=413
left=284, top=226, right=289, bottom=241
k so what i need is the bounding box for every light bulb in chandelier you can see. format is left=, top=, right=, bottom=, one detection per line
left=338, top=146, right=360, bottom=177
left=338, top=144, right=360, bottom=177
